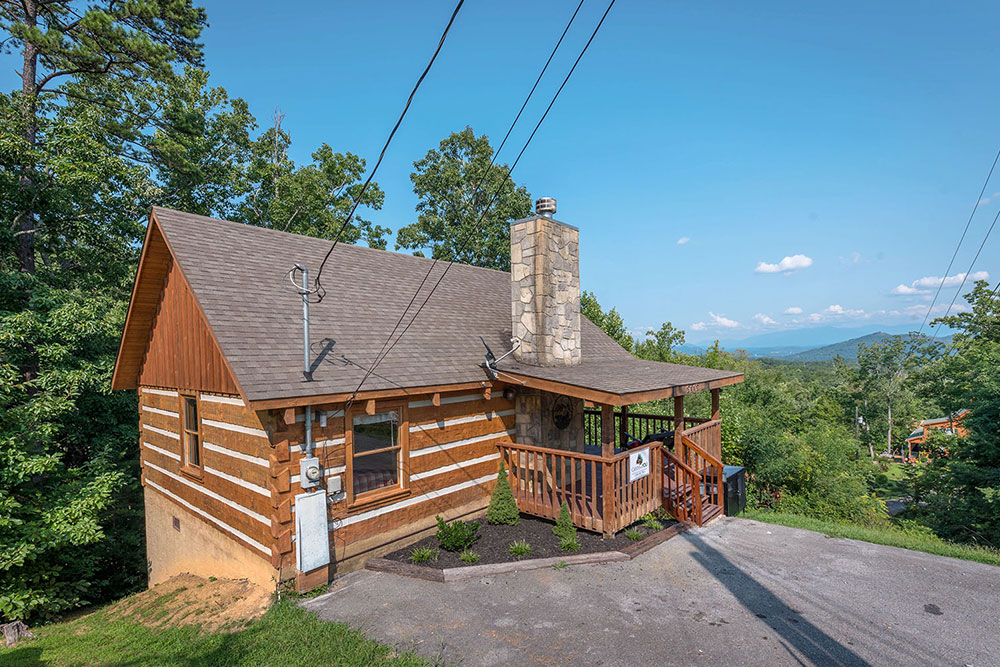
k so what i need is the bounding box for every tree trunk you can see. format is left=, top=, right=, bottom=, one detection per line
left=17, top=0, right=39, bottom=276
left=886, top=399, right=892, bottom=459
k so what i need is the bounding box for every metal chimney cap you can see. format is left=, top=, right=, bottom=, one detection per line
left=535, top=197, right=556, bottom=217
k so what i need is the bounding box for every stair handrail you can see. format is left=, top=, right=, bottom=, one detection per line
left=662, top=447, right=704, bottom=524
left=680, top=435, right=723, bottom=469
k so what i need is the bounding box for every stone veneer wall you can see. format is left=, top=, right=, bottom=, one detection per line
left=514, top=389, right=585, bottom=453
left=510, top=216, right=581, bottom=367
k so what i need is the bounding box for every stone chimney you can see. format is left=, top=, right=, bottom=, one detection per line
left=510, top=197, right=581, bottom=366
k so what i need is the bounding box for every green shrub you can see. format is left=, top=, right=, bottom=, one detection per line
left=409, top=546, right=438, bottom=563
left=552, top=501, right=577, bottom=542
left=640, top=513, right=663, bottom=531
left=486, top=463, right=520, bottom=525
left=559, top=537, right=581, bottom=552
left=459, top=549, right=480, bottom=564
left=624, top=528, right=643, bottom=541
left=509, top=540, right=532, bottom=559
left=434, top=516, right=480, bottom=552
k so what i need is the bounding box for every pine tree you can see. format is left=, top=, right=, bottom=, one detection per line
left=486, top=463, right=520, bottom=525
left=553, top=501, right=577, bottom=542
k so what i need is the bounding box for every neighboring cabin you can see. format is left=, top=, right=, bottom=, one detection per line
left=904, top=409, right=970, bottom=460
left=112, top=201, right=743, bottom=593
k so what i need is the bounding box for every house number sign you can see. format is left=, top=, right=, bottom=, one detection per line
left=628, top=447, right=650, bottom=483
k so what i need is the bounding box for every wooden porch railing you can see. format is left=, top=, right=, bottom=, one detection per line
left=678, top=433, right=723, bottom=511
left=496, top=442, right=663, bottom=536
left=682, top=419, right=723, bottom=464
left=583, top=409, right=710, bottom=448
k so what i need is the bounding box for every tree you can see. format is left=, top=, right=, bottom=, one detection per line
left=0, top=0, right=205, bottom=624
left=396, top=127, right=532, bottom=269
left=908, top=281, right=1000, bottom=546
left=235, top=113, right=388, bottom=247
left=581, top=290, right=633, bottom=351
left=633, top=322, right=686, bottom=362
left=486, top=463, right=519, bottom=525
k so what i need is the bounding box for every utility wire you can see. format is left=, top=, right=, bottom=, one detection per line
left=311, top=0, right=466, bottom=301
left=346, top=0, right=617, bottom=404
left=347, top=0, right=587, bottom=402
left=912, top=146, right=1000, bottom=339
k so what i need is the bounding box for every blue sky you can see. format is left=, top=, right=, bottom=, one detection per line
left=15, top=1, right=1000, bottom=344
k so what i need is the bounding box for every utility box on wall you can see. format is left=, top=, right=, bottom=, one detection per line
left=294, top=490, right=330, bottom=573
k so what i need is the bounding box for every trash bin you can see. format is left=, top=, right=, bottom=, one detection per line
left=722, top=465, right=746, bottom=516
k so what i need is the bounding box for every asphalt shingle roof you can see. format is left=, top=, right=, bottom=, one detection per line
left=151, top=207, right=741, bottom=404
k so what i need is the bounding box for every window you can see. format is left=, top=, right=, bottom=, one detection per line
left=180, top=394, right=202, bottom=475
left=349, top=407, right=406, bottom=501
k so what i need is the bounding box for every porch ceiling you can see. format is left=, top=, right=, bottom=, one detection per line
left=495, top=356, right=744, bottom=406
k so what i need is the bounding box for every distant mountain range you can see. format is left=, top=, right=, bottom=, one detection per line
left=681, top=326, right=951, bottom=362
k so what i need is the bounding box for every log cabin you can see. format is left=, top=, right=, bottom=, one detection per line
left=904, top=408, right=970, bottom=460
left=111, top=199, right=744, bottom=592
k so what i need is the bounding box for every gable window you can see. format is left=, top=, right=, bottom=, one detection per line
left=180, top=393, right=203, bottom=476
left=349, top=406, right=407, bottom=502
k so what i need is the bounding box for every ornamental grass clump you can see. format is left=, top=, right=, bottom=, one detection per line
left=434, top=516, right=480, bottom=552
left=459, top=549, right=480, bottom=564
left=559, top=537, right=581, bottom=552
left=509, top=540, right=532, bottom=559
left=409, top=546, right=438, bottom=563
left=486, top=463, right=520, bottom=525
left=624, top=528, right=643, bottom=541
left=552, top=501, right=577, bottom=543
left=641, top=513, right=664, bottom=531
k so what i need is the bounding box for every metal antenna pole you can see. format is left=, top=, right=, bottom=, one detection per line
left=300, top=265, right=313, bottom=458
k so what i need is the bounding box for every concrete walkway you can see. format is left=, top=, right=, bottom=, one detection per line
left=302, top=517, right=999, bottom=666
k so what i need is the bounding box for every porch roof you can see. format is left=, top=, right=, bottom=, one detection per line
left=496, top=356, right=743, bottom=406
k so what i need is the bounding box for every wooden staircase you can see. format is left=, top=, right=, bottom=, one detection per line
left=661, top=437, right=724, bottom=526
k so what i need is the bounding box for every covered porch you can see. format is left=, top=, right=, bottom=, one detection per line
left=495, top=379, right=731, bottom=536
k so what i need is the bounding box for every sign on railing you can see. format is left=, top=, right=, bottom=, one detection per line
left=628, top=447, right=650, bottom=482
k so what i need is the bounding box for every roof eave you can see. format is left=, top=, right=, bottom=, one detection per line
left=494, top=371, right=745, bottom=407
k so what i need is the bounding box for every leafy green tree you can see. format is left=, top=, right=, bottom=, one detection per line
left=235, top=113, right=388, bottom=247
left=396, top=127, right=531, bottom=269
left=581, top=290, right=632, bottom=351
left=0, top=0, right=205, bottom=623
left=908, top=281, right=1000, bottom=546
left=633, top=322, right=685, bottom=362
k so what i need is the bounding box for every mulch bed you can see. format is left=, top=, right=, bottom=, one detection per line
left=382, top=513, right=677, bottom=569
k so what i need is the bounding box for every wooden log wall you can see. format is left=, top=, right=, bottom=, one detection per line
left=268, top=388, right=514, bottom=571
left=138, top=387, right=274, bottom=565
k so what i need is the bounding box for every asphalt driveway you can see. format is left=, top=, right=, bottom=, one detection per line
left=302, top=517, right=999, bottom=666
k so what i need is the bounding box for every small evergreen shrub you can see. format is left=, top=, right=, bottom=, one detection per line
left=409, top=546, right=438, bottom=563
left=559, top=537, right=581, bottom=552
left=459, top=549, right=480, bottom=564
left=434, top=516, right=480, bottom=552
left=552, top=501, right=577, bottom=542
left=624, top=528, right=643, bottom=541
left=487, top=463, right=520, bottom=525
left=509, top=540, right=532, bottom=559
left=641, top=513, right=664, bottom=531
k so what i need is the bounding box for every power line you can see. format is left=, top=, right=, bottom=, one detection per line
left=348, top=0, right=587, bottom=401
left=912, top=146, right=1000, bottom=339
left=347, top=0, right=617, bottom=403
left=311, top=0, right=466, bottom=301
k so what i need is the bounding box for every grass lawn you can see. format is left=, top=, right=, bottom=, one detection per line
left=0, top=597, right=429, bottom=666
left=744, top=510, right=1000, bottom=568
left=870, top=461, right=909, bottom=499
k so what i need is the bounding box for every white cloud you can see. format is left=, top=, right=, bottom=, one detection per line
left=784, top=306, right=803, bottom=314
left=891, top=271, right=990, bottom=296
left=890, top=284, right=929, bottom=296
left=677, top=236, right=690, bottom=245
left=754, top=313, right=777, bottom=325
left=691, top=321, right=706, bottom=331
left=755, top=254, right=813, bottom=274
left=709, top=312, right=740, bottom=328
left=804, top=304, right=869, bottom=323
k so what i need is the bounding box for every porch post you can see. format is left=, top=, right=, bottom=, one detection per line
left=601, top=403, right=615, bottom=537
left=673, top=395, right=684, bottom=452
left=711, top=388, right=721, bottom=421
left=601, top=404, right=615, bottom=458
left=619, top=404, right=629, bottom=447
